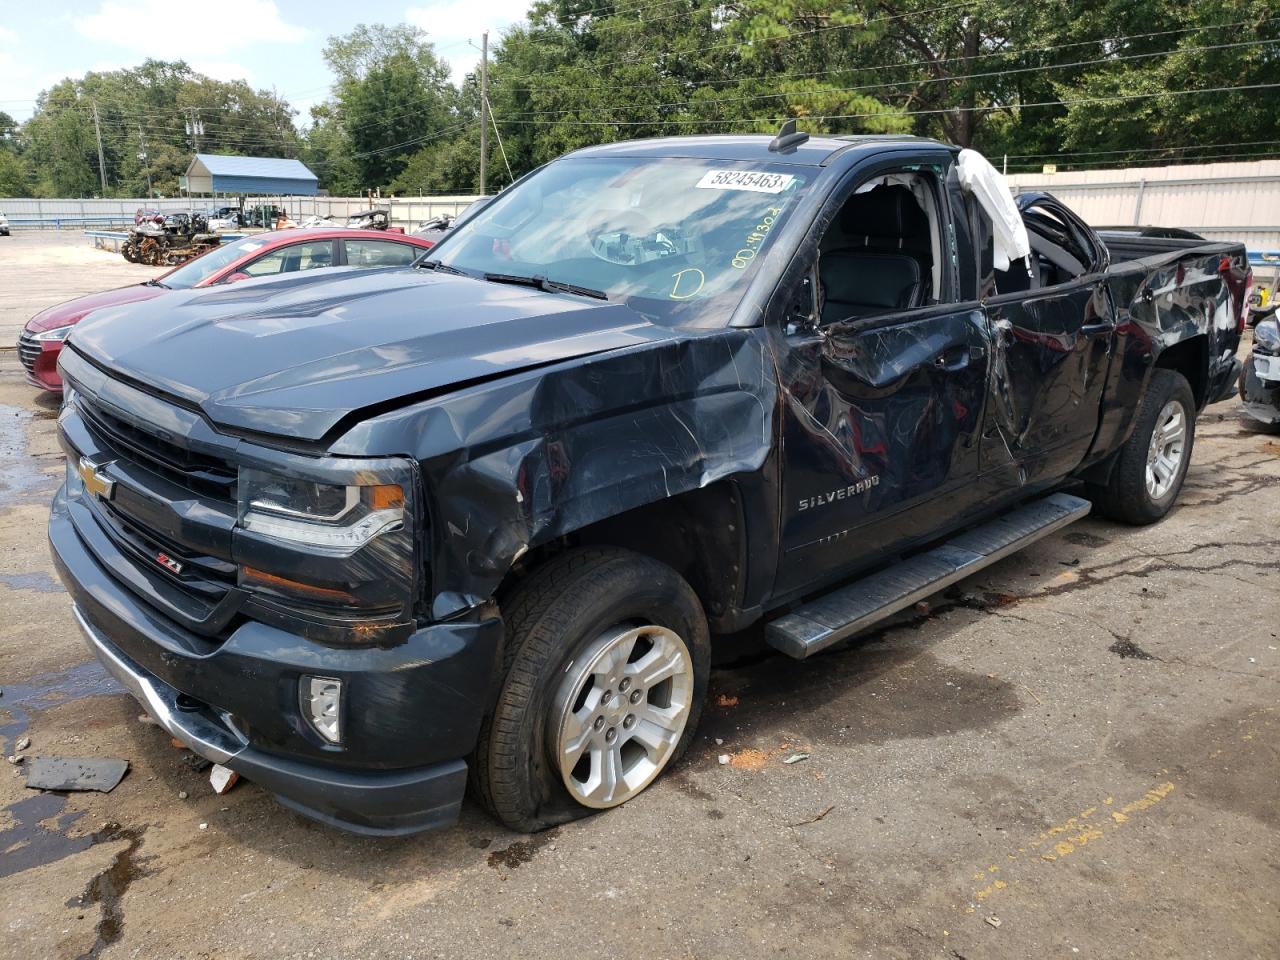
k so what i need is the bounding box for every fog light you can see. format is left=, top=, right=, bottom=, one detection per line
left=301, top=676, right=342, bottom=744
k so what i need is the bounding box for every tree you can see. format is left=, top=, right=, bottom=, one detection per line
left=18, top=61, right=300, bottom=197
left=321, top=23, right=458, bottom=189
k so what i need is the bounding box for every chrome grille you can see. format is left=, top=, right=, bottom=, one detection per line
left=17, top=331, right=40, bottom=375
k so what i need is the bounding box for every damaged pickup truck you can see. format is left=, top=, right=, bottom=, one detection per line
left=50, top=132, right=1250, bottom=835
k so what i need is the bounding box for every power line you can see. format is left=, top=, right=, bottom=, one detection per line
left=497, top=14, right=1280, bottom=93
left=487, top=80, right=1280, bottom=126
left=576, top=0, right=979, bottom=74
left=1006, top=149, right=1280, bottom=172
left=1005, top=138, right=1280, bottom=161
left=486, top=36, right=1280, bottom=119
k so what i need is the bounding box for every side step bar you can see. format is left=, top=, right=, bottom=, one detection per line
left=765, top=493, right=1092, bottom=660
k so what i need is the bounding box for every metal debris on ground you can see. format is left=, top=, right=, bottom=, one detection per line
left=782, top=752, right=810, bottom=764
left=180, top=752, right=212, bottom=773
left=718, top=754, right=731, bottom=765
left=177, top=790, right=188, bottom=800
left=210, top=764, right=240, bottom=794
left=985, top=915, right=1003, bottom=929
left=25, top=756, right=128, bottom=793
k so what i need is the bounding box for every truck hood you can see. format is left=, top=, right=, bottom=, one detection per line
left=68, top=267, right=679, bottom=442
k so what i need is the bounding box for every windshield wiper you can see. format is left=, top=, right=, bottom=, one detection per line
left=417, top=260, right=470, bottom=277
left=483, top=272, right=609, bottom=301
left=143, top=279, right=170, bottom=289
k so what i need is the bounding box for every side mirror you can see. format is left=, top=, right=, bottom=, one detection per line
left=224, top=272, right=251, bottom=284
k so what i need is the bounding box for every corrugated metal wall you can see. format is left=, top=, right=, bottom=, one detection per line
left=0, top=195, right=482, bottom=231
left=1007, top=159, right=1280, bottom=252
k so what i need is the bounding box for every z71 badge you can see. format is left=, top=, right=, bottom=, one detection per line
left=798, top=476, right=880, bottom=512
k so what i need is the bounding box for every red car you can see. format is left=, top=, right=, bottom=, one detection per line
left=19, top=228, right=434, bottom=393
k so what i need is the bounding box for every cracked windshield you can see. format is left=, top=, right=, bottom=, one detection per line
left=428, top=157, right=810, bottom=324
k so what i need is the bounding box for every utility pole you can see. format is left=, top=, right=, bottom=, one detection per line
left=137, top=123, right=153, bottom=198
left=479, top=30, right=488, bottom=196
left=185, top=108, right=203, bottom=153
left=91, top=101, right=107, bottom=194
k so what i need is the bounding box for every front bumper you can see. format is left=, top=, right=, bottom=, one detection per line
left=50, top=488, right=503, bottom=836
left=17, top=331, right=63, bottom=392
left=1240, top=351, right=1280, bottom=425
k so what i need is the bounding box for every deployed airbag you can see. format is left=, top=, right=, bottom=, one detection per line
left=956, top=149, right=1031, bottom=272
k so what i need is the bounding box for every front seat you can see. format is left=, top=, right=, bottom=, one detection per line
left=819, top=250, right=923, bottom=324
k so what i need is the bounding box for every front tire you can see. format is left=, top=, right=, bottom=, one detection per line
left=1090, top=368, right=1196, bottom=524
left=472, top=547, right=710, bottom=832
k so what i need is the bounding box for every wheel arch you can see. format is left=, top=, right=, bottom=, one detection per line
left=496, top=479, right=753, bottom=634
left=1153, top=334, right=1209, bottom=409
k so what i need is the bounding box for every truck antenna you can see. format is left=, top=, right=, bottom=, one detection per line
left=769, top=119, right=810, bottom=154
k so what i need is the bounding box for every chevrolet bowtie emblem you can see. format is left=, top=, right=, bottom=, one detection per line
left=78, top=457, right=116, bottom=501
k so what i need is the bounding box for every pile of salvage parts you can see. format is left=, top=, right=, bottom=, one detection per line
left=121, top=210, right=219, bottom=266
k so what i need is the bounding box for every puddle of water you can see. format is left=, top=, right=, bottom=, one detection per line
left=0, top=793, right=93, bottom=879
left=66, top=824, right=148, bottom=960
left=0, top=402, right=62, bottom=504
left=0, top=570, right=65, bottom=594
left=0, top=659, right=121, bottom=754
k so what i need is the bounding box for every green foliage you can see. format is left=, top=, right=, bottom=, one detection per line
left=17, top=60, right=301, bottom=198
left=7, top=5, right=1280, bottom=200
left=320, top=23, right=459, bottom=190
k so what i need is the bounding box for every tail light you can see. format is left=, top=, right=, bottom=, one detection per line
left=1241, top=268, right=1254, bottom=335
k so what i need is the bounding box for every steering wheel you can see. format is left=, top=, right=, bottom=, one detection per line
left=591, top=210, right=680, bottom=265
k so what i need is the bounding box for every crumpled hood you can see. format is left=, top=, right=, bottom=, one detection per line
left=68, top=267, right=678, bottom=443
left=27, top=284, right=166, bottom=332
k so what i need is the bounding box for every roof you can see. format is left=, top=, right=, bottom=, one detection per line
left=569, top=133, right=955, bottom=166
left=185, top=154, right=318, bottom=195
left=191, top=154, right=317, bottom=181
left=229, top=228, right=434, bottom=247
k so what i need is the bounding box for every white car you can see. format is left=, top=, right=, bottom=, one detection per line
left=0, top=212, right=9, bottom=236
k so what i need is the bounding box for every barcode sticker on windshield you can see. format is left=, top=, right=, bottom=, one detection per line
left=695, top=170, right=796, bottom=194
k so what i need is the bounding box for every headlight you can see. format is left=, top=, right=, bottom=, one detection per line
left=238, top=467, right=405, bottom=555
left=1255, top=319, right=1280, bottom=355
left=32, top=324, right=74, bottom=342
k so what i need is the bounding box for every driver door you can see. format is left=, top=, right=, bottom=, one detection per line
left=772, top=159, right=992, bottom=597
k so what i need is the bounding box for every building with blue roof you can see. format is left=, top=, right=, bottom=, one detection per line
left=183, top=154, right=319, bottom=196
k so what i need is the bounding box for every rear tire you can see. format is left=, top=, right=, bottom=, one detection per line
left=471, top=547, right=710, bottom=833
left=1089, top=368, right=1195, bottom=524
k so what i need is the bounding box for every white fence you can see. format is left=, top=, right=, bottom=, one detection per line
left=1008, top=159, right=1280, bottom=254
left=0, top=195, right=482, bottom=231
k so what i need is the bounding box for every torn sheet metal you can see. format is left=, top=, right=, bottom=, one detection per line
left=25, top=757, right=129, bottom=793
left=337, top=329, right=777, bottom=620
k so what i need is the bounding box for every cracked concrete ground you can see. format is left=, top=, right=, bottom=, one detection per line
left=0, top=239, right=1277, bottom=959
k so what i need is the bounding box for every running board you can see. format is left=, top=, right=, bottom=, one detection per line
left=765, top=493, right=1092, bottom=660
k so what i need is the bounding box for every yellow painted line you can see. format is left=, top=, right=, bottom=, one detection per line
left=965, top=780, right=1175, bottom=905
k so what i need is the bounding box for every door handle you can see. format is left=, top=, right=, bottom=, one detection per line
left=933, top=347, right=971, bottom=372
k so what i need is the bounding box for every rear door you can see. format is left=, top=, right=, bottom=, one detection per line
left=342, top=238, right=423, bottom=268
left=980, top=196, right=1114, bottom=486
left=772, top=155, right=993, bottom=597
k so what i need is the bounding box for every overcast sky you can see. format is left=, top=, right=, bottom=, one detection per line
left=0, top=0, right=529, bottom=124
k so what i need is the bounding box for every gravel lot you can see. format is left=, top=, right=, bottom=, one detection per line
left=0, top=232, right=1277, bottom=960
left=0, top=231, right=159, bottom=344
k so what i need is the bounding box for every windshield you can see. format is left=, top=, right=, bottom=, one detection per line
left=160, top=235, right=272, bottom=289
left=427, top=157, right=812, bottom=325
